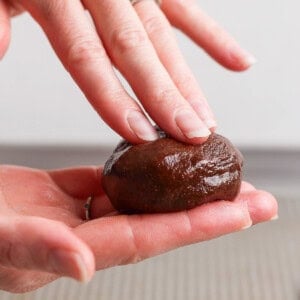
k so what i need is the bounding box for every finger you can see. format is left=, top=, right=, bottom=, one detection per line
left=240, top=181, right=256, bottom=192
left=48, top=166, right=114, bottom=218
left=83, top=0, right=211, bottom=144
left=75, top=200, right=250, bottom=269
left=162, top=0, right=256, bottom=71
left=0, top=0, right=11, bottom=59
left=20, top=0, right=158, bottom=143
left=48, top=166, right=103, bottom=199
left=0, top=265, right=57, bottom=293
left=0, top=216, right=95, bottom=282
left=236, top=188, right=278, bottom=224
left=135, top=1, right=216, bottom=130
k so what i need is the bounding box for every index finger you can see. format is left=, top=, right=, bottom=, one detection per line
left=20, top=0, right=158, bottom=143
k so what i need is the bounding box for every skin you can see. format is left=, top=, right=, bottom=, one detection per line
left=0, top=165, right=277, bottom=293
left=0, top=0, right=268, bottom=293
left=0, top=0, right=256, bottom=144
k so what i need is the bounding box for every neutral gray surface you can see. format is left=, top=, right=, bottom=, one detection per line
left=0, top=148, right=299, bottom=299
left=0, top=196, right=299, bottom=300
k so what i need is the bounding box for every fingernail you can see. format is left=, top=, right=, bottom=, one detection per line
left=244, top=53, right=257, bottom=66
left=229, top=42, right=257, bottom=68
left=270, top=214, right=279, bottom=221
left=241, top=220, right=252, bottom=230
left=127, top=111, right=158, bottom=142
left=205, top=118, right=218, bottom=130
left=50, top=250, right=90, bottom=282
left=175, top=109, right=210, bottom=139
left=189, top=100, right=217, bottom=131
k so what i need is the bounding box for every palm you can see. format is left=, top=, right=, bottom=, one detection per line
left=0, top=165, right=277, bottom=293
left=0, top=165, right=113, bottom=226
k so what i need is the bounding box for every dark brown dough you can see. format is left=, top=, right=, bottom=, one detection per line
left=102, top=130, right=243, bottom=214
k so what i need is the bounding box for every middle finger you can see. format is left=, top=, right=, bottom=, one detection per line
left=135, top=0, right=217, bottom=129
left=83, top=0, right=211, bottom=144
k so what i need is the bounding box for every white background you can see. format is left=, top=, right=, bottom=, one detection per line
left=0, top=0, right=299, bottom=148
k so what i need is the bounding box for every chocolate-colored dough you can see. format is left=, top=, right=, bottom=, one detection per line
left=102, top=130, right=243, bottom=213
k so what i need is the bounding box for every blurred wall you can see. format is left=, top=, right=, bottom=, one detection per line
left=0, top=0, right=299, bottom=148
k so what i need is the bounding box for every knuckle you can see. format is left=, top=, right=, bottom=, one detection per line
left=109, top=91, right=131, bottom=107
left=111, top=26, right=148, bottom=54
left=31, top=0, right=64, bottom=20
left=173, top=73, right=196, bottom=92
left=152, top=88, right=180, bottom=109
left=66, top=39, right=106, bottom=69
left=143, top=15, right=168, bottom=36
left=122, top=217, right=142, bottom=265
left=95, top=89, right=128, bottom=109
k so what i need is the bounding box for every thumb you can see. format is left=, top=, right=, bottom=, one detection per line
left=0, top=216, right=95, bottom=282
left=0, top=0, right=11, bottom=59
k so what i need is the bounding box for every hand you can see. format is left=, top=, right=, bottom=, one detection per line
left=0, top=0, right=256, bottom=144
left=0, top=165, right=277, bottom=293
